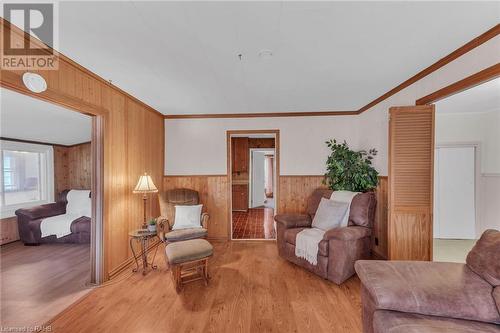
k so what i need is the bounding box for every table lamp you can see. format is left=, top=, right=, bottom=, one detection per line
left=133, top=173, right=158, bottom=229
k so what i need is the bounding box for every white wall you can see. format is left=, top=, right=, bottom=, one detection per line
left=435, top=110, right=500, bottom=174
left=165, top=116, right=361, bottom=175
left=434, top=110, right=500, bottom=235
left=165, top=36, right=500, bottom=177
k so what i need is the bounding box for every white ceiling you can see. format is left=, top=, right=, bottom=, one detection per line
left=0, top=89, right=92, bottom=145
left=436, top=78, right=500, bottom=114
left=15, top=2, right=500, bottom=115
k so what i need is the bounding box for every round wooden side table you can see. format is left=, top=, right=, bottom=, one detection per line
left=128, top=229, right=159, bottom=275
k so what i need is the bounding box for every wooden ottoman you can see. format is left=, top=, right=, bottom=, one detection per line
left=165, top=239, right=213, bottom=292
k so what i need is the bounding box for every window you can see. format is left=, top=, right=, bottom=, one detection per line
left=0, top=140, right=54, bottom=218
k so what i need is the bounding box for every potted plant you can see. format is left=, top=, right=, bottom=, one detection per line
left=147, top=218, right=157, bottom=232
left=324, top=139, right=379, bottom=192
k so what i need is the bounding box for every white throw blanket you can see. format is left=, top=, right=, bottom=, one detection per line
left=295, top=228, right=326, bottom=265
left=40, top=214, right=80, bottom=238
left=330, top=190, right=359, bottom=227
left=295, top=190, right=358, bottom=265
left=40, top=190, right=91, bottom=238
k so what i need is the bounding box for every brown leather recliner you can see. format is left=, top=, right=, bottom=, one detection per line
left=157, top=188, right=210, bottom=243
left=355, top=229, right=500, bottom=333
left=274, top=188, right=376, bottom=284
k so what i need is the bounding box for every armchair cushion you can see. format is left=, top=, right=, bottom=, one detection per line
left=274, top=214, right=312, bottom=229
left=355, top=260, right=500, bottom=324
left=165, top=228, right=207, bottom=242
left=323, top=226, right=371, bottom=241
left=348, top=192, right=376, bottom=227
left=373, top=310, right=500, bottom=333
left=466, top=229, right=500, bottom=286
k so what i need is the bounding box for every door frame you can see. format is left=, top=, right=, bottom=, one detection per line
left=0, top=87, right=105, bottom=285
left=434, top=143, right=481, bottom=239
left=413, top=63, right=499, bottom=258
left=226, top=129, right=280, bottom=240
left=248, top=148, right=275, bottom=208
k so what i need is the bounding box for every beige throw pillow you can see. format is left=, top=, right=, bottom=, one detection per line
left=172, top=204, right=203, bottom=230
left=312, top=198, right=349, bottom=231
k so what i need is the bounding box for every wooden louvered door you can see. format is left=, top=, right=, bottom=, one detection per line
left=388, top=105, right=435, bottom=260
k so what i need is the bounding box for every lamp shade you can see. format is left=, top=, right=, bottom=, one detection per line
left=133, top=173, right=158, bottom=193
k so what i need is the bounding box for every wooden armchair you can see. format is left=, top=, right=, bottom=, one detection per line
left=157, top=188, right=209, bottom=244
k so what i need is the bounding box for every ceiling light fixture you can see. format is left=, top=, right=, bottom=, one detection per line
left=258, top=49, right=273, bottom=59
left=22, top=72, right=47, bottom=93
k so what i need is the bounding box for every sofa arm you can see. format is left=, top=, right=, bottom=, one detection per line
left=274, top=214, right=312, bottom=229
left=354, top=260, right=500, bottom=324
left=323, top=226, right=371, bottom=241
left=15, top=202, right=66, bottom=220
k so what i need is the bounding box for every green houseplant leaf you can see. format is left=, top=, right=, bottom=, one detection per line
left=323, top=139, right=379, bottom=192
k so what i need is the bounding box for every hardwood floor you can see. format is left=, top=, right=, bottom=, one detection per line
left=232, top=208, right=276, bottom=239
left=48, top=241, right=363, bottom=332
left=0, top=242, right=92, bottom=328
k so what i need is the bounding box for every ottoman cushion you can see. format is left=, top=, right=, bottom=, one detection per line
left=166, top=239, right=213, bottom=265
left=165, top=228, right=208, bottom=242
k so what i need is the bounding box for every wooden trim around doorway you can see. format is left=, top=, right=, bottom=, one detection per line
left=416, top=63, right=500, bottom=105
left=226, top=129, right=280, bottom=240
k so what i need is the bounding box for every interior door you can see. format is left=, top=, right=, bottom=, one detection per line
left=434, top=146, right=476, bottom=239
left=251, top=151, right=266, bottom=207
left=389, top=105, right=435, bottom=261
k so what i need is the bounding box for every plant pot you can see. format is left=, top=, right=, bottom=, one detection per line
left=147, top=225, right=156, bottom=232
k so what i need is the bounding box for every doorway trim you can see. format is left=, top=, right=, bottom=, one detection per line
left=412, top=65, right=499, bottom=259
left=0, top=86, right=105, bottom=285
left=226, top=129, right=280, bottom=240
left=434, top=142, right=481, bottom=240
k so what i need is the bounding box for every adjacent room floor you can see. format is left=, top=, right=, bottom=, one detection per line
left=232, top=208, right=276, bottom=239
left=47, top=241, right=363, bottom=332
left=433, top=238, right=477, bottom=263
left=0, top=242, right=92, bottom=328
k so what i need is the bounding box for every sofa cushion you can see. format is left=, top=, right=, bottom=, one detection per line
left=494, top=287, right=500, bottom=315
left=348, top=192, right=376, bottom=227
left=373, top=310, right=500, bottom=333
left=355, top=260, right=500, bottom=324
left=284, top=228, right=328, bottom=257
left=466, top=229, right=500, bottom=286
left=165, top=228, right=207, bottom=242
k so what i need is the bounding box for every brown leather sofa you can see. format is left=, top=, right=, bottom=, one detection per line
left=274, top=188, right=376, bottom=284
left=355, top=229, right=500, bottom=333
left=15, top=190, right=91, bottom=245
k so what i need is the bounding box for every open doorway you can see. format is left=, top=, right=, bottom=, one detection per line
left=228, top=131, right=279, bottom=240
left=0, top=88, right=100, bottom=327
left=432, top=77, right=500, bottom=262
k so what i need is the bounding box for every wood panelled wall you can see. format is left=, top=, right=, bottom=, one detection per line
left=54, top=143, right=92, bottom=194
left=0, top=19, right=164, bottom=280
left=163, top=176, right=229, bottom=240
left=163, top=175, right=388, bottom=255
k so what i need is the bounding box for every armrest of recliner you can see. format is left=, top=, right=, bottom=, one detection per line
left=15, top=202, right=66, bottom=221
left=274, top=214, right=312, bottom=229
left=156, top=215, right=170, bottom=242
left=323, top=226, right=371, bottom=241
left=201, top=212, right=209, bottom=229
